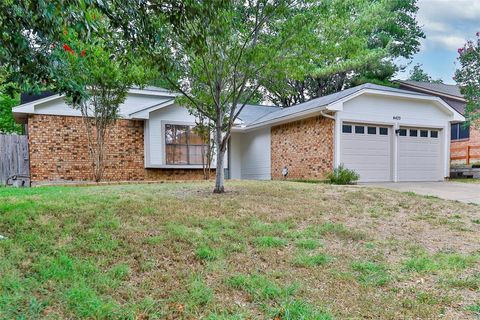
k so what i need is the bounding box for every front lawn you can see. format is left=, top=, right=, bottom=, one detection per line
left=1, top=181, right=479, bottom=319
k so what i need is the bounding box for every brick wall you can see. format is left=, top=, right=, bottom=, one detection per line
left=271, top=116, right=334, bottom=179
left=27, top=115, right=207, bottom=183
left=451, top=126, right=480, bottom=165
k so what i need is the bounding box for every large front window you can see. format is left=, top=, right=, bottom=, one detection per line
left=165, top=124, right=208, bottom=165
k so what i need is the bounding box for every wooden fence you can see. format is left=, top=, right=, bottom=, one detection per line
left=0, top=134, right=30, bottom=186
left=451, top=145, right=480, bottom=165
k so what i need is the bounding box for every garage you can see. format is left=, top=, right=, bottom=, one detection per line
left=340, top=123, right=393, bottom=182
left=397, top=127, right=443, bottom=181
left=340, top=121, right=445, bottom=182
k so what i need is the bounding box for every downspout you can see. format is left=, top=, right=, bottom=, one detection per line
left=319, top=109, right=335, bottom=120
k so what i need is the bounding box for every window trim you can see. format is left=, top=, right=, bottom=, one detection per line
left=163, top=121, right=208, bottom=166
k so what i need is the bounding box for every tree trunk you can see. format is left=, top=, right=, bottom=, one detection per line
left=213, top=127, right=225, bottom=193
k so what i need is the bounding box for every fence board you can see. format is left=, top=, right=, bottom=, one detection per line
left=0, top=134, right=30, bottom=186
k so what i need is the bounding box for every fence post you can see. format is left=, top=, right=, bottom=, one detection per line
left=467, top=146, right=471, bottom=165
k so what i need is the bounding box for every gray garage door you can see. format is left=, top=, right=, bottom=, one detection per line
left=397, top=127, right=443, bottom=181
left=341, top=123, right=392, bottom=182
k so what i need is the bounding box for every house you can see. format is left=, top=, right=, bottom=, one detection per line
left=12, top=83, right=464, bottom=184
left=397, top=80, right=480, bottom=166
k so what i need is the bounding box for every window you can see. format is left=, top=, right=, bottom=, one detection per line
left=367, top=126, right=377, bottom=134
left=398, top=129, right=407, bottom=136
left=430, top=130, right=438, bottom=138
left=451, top=123, right=470, bottom=140
left=420, top=130, right=428, bottom=137
left=342, top=125, right=352, bottom=133
left=355, top=126, right=365, bottom=134
left=409, top=129, right=418, bottom=137
left=165, top=124, right=208, bottom=165
left=379, top=127, right=388, bottom=135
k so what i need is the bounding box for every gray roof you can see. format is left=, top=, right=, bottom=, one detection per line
left=244, top=83, right=429, bottom=126
left=236, top=104, right=280, bottom=125
left=398, top=80, right=463, bottom=99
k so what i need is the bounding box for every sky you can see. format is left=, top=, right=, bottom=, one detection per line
left=396, top=0, right=480, bottom=84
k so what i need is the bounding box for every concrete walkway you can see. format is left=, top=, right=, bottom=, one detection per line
left=362, top=181, right=480, bottom=204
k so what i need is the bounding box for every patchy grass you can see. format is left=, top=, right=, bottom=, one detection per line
left=0, top=181, right=479, bottom=319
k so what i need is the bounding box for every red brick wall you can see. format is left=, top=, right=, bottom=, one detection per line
left=271, top=116, right=334, bottom=179
left=451, top=125, right=480, bottom=165
left=27, top=115, right=207, bottom=183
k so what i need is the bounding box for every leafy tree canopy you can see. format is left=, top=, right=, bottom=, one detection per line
left=259, top=0, right=425, bottom=106
left=455, top=33, right=480, bottom=128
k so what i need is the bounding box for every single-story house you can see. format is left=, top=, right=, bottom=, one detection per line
left=397, top=80, right=480, bottom=165
left=13, top=83, right=464, bottom=184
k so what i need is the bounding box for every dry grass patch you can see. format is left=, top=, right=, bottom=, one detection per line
left=0, top=180, right=479, bottom=319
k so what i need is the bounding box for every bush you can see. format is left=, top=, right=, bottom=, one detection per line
left=326, top=164, right=360, bottom=185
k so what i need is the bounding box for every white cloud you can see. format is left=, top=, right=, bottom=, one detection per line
left=417, top=0, right=479, bottom=52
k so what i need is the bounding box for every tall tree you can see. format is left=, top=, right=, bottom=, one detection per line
left=259, top=0, right=425, bottom=107
left=455, top=33, right=480, bottom=129
left=0, top=1, right=99, bottom=91
left=408, top=64, right=443, bottom=83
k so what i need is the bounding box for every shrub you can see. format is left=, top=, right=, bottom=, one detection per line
left=326, top=164, right=360, bottom=185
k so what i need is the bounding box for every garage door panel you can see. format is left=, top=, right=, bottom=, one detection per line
left=341, top=123, right=392, bottom=182
left=398, top=127, right=443, bottom=181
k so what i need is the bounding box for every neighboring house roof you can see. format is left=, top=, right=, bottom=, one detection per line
left=396, top=80, right=467, bottom=115
left=397, top=80, right=463, bottom=99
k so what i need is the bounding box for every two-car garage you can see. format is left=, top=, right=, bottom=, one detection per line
left=340, top=122, right=444, bottom=182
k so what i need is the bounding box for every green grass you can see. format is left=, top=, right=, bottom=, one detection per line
left=295, top=238, right=321, bottom=250
left=253, top=236, right=287, bottom=248
left=0, top=181, right=479, bottom=319
left=350, top=261, right=390, bottom=287
left=293, top=253, right=331, bottom=267
left=404, top=252, right=478, bottom=274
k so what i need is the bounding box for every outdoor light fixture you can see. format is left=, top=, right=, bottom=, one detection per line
left=282, top=166, right=289, bottom=179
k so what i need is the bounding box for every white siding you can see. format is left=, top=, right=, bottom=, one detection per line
left=33, top=93, right=171, bottom=118
left=229, top=127, right=271, bottom=180
left=145, top=104, right=197, bottom=167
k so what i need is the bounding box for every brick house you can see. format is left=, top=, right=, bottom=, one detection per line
left=13, top=83, right=463, bottom=184
left=398, top=80, right=480, bottom=166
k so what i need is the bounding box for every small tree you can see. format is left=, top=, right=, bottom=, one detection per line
left=455, top=33, right=480, bottom=129
left=53, top=30, right=149, bottom=182
left=193, top=115, right=215, bottom=180
left=408, top=64, right=443, bottom=83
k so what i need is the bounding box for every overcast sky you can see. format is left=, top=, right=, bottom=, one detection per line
left=396, top=0, right=480, bottom=84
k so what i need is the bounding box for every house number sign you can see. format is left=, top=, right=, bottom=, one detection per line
left=393, top=116, right=401, bottom=120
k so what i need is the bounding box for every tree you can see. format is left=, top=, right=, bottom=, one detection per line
left=0, top=93, right=22, bottom=134
left=52, top=27, right=150, bottom=182
left=259, top=0, right=426, bottom=107
left=455, top=33, right=480, bottom=129
left=0, top=1, right=98, bottom=91
left=408, top=64, right=443, bottom=83
left=0, top=70, right=22, bottom=134
left=137, top=0, right=305, bottom=193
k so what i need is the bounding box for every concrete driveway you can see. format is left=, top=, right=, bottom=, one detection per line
left=362, top=181, right=480, bottom=204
